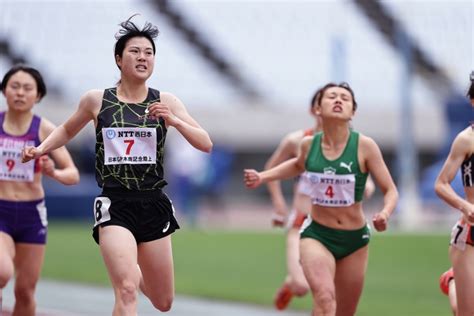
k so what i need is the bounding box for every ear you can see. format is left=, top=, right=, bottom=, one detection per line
left=115, top=55, right=122, bottom=70
left=351, top=107, right=356, bottom=118
left=314, top=106, right=322, bottom=115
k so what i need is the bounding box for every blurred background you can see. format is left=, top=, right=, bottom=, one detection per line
left=1, top=0, right=472, bottom=230
left=0, top=0, right=473, bottom=314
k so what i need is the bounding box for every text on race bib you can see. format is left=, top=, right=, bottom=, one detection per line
left=304, top=171, right=356, bottom=207
left=450, top=220, right=471, bottom=251
left=93, top=196, right=111, bottom=227
left=102, top=128, right=156, bottom=165
left=0, top=138, right=35, bottom=182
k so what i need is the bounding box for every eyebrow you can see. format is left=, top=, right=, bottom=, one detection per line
left=129, top=46, right=153, bottom=51
left=327, top=91, right=350, bottom=98
left=10, top=81, right=33, bottom=86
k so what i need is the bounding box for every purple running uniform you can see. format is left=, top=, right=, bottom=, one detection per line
left=0, top=199, right=47, bottom=244
left=0, top=112, right=47, bottom=244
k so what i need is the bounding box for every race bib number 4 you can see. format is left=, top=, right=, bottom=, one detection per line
left=0, top=138, right=35, bottom=182
left=304, top=172, right=356, bottom=207
left=102, top=128, right=156, bottom=165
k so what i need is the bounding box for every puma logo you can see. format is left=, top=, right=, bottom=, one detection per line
left=340, top=161, right=353, bottom=172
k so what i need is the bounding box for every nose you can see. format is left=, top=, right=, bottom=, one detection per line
left=16, top=88, right=25, bottom=96
left=138, top=52, right=146, bottom=61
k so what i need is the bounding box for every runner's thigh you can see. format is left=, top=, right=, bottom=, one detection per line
left=334, top=245, right=368, bottom=316
left=99, top=225, right=139, bottom=287
left=138, top=235, right=174, bottom=296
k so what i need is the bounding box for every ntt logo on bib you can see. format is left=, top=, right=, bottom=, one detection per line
left=308, top=174, right=320, bottom=182
left=106, top=130, right=116, bottom=139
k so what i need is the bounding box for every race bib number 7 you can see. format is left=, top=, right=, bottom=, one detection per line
left=102, top=128, right=156, bottom=165
left=450, top=220, right=471, bottom=251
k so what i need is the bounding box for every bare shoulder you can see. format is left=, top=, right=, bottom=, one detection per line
left=457, top=126, right=474, bottom=144
left=301, top=135, right=314, bottom=150
left=285, top=129, right=306, bottom=146
left=76, top=89, right=103, bottom=119
left=451, top=126, right=474, bottom=154
left=357, top=133, right=382, bottom=161
left=358, top=133, right=378, bottom=151
left=81, top=89, right=103, bottom=106
left=296, top=135, right=314, bottom=162
left=276, top=129, right=306, bottom=157
left=160, top=91, right=182, bottom=105
left=39, top=117, right=56, bottom=135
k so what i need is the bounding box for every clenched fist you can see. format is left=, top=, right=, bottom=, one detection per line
left=372, top=211, right=389, bottom=232
left=22, top=146, right=43, bottom=163
left=243, top=169, right=262, bottom=189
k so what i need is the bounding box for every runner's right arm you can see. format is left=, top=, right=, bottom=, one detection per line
left=245, top=137, right=311, bottom=189
left=22, top=90, right=101, bottom=162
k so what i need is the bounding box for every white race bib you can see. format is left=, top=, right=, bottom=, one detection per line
left=297, top=172, right=313, bottom=196
left=102, top=128, right=156, bottom=165
left=304, top=171, right=355, bottom=207
left=0, top=138, right=35, bottom=182
left=93, top=197, right=112, bottom=227
left=450, top=220, right=471, bottom=251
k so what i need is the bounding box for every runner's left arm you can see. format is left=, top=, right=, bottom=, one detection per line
left=148, top=92, right=212, bottom=153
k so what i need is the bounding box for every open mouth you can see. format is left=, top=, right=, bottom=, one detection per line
left=333, top=105, right=342, bottom=112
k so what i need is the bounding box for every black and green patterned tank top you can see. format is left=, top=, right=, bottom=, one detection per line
left=95, top=87, right=167, bottom=191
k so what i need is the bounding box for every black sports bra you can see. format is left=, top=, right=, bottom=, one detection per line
left=462, top=154, right=474, bottom=187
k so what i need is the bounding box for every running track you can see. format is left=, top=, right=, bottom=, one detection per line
left=2, top=280, right=306, bottom=315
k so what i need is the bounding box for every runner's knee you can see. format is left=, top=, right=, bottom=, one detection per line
left=313, top=286, right=336, bottom=311
left=151, top=294, right=174, bottom=312
left=14, top=283, right=35, bottom=305
left=0, top=256, right=14, bottom=289
left=117, top=280, right=138, bottom=306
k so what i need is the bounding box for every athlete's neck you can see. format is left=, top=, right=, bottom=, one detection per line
left=117, top=80, right=148, bottom=103
left=4, top=110, right=34, bottom=136
left=313, top=121, right=322, bottom=133
left=321, top=123, right=350, bottom=148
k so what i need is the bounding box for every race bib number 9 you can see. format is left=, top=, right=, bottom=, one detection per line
left=0, top=138, right=35, bottom=182
left=305, top=172, right=356, bottom=207
left=103, top=127, right=156, bottom=165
